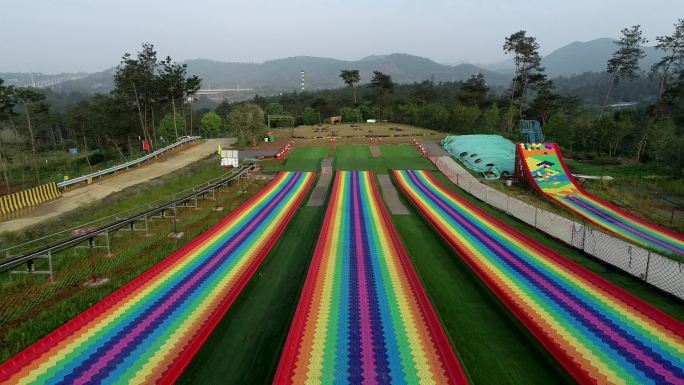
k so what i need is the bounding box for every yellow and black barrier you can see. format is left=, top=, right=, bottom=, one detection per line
left=0, top=182, right=61, bottom=215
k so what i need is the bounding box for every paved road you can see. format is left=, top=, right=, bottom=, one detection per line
left=0, top=139, right=235, bottom=233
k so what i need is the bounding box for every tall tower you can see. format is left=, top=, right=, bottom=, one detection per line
left=300, top=70, right=305, bottom=93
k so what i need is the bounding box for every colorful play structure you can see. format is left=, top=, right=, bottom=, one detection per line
left=393, top=169, right=684, bottom=385
left=516, top=143, right=684, bottom=256
left=0, top=171, right=314, bottom=385
left=274, top=171, right=469, bottom=385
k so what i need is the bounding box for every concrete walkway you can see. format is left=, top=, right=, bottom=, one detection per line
left=306, top=158, right=333, bottom=207
left=378, top=174, right=409, bottom=215
left=0, top=139, right=235, bottom=233
left=370, top=146, right=382, bottom=158
left=422, top=140, right=451, bottom=157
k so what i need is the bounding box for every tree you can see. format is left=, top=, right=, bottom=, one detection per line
left=114, top=43, right=201, bottom=146
left=395, top=103, right=419, bottom=125
left=545, top=112, right=570, bottom=147
left=457, top=74, right=489, bottom=107
left=527, top=80, right=559, bottom=126
left=452, top=104, right=481, bottom=133
left=480, top=105, right=501, bottom=133
left=159, top=56, right=201, bottom=139
left=302, top=107, right=319, bottom=125
left=265, top=102, right=285, bottom=116
left=14, top=88, right=46, bottom=154
left=340, top=107, right=362, bottom=123
left=610, top=112, right=635, bottom=158
left=644, top=116, right=676, bottom=161
left=413, top=80, right=437, bottom=104
left=369, top=71, right=394, bottom=93
left=601, top=25, right=648, bottom=117
left=0, top=79, right=16, bottom=121
left=416, top=103, right=449, bottom=130
left=226, top=103, right=265, bottom=143
left=571, top=112, right=596, bottom=151
left=504, top=31, right=546, bottom=123
left=200, top=111, right=222, bottom=137
left=650, top=19, right=684, bottom=108
left=339, top=69, right=361, bottom=104
left=369, top=71, right=394, bottom=119
left=158, top=113, right=186, bottom=141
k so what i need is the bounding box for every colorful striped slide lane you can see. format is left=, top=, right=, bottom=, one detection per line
left=516, top=143, right=684, bottom=255
left=392, top=169, right=684, bottom=385
left=274, top=171, right=469, bottom=385
left=0, top=171, right=315, bottom=385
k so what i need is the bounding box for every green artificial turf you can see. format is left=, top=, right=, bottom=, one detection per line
left=282, top=146, right=330, bottom=172
left=392, top=214, right=575, bottom=384
left=178, top=206, right=325, bottom=385
left=335, top=144, right=436, bottom=173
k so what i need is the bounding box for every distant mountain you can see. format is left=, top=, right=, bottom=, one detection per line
left=482, top=38, right=664, bottom=77
left=4, top=53, right=510, bottom=95
left=186, top=53, right=510, bottom=92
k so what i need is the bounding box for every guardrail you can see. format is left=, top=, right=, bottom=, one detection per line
left=0, top=162, right=257, bottom=274
left=57, top=136, right=202, bottom=189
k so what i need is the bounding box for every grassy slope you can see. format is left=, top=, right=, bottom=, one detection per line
left=183, top=144, right=682, bottom=384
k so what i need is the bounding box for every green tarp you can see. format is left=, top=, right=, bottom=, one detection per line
left=441, top=135, right=515, bottom=179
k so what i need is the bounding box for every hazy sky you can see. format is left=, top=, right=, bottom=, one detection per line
left=1, top=0, right=683, bottom=73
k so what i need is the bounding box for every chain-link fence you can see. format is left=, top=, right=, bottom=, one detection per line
left=429, top=154, right=684, bottom=300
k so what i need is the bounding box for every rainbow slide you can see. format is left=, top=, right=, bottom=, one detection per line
left=393, top=169, right=684, bottom=385
left=516, top=143, right=684, bottom=256
left=0, top=171, right=315, bottom=385
left=274, top=171, right=469, bottom=385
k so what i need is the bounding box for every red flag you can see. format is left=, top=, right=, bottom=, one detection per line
left=142, top=140, right=151, bottom=153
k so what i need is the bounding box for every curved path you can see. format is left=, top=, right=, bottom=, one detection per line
left=393, top=169, right=683, bottom=385
left=0, top=171, right=314, bottom=385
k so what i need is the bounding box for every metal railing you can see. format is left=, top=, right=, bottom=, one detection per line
left=57, top=136, right=202, bottom=189
left=0, top=162, right=257, bottom=273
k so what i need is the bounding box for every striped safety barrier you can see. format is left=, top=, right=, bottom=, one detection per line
left=0, top=171, right=315, bottom=385
left=274, top=171, right=469, bottom=385
left=0, top=183, right=61, bottom=216
left=392, top=169, right=684, bottom=385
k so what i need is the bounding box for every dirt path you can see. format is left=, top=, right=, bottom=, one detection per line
left=306, top=158, right=333, bottom=207
left=0, top=139, right=235, bottom=233
left=377, top=174, right=409, bottom=215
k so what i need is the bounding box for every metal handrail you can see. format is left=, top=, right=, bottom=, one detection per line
left=56, top=136, right=202, bottom=188
left=0, top=162, right=257, bottom=273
